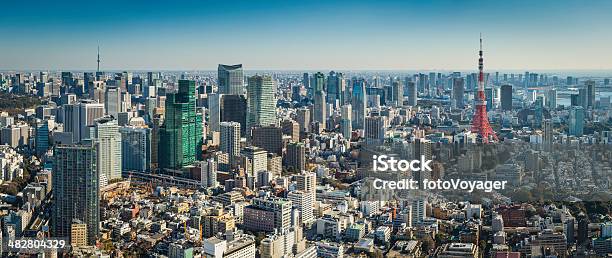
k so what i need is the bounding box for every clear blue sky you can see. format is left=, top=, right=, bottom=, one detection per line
left=1, top=0, right=611, bottom=71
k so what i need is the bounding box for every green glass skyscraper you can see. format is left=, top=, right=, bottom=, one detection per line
left=159, top=79, right=203, bottom=169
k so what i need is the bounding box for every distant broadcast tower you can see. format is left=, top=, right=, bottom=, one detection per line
left=97, top=45, right=101, bottom=72
left=471, top=34, right=498, bottom=143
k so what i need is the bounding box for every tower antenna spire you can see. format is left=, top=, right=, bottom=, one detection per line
left=97, top=45, right=100, bottom=73
left=471, top=33, right=498, bottom=143
left=480, top=33, right=482, bottom=52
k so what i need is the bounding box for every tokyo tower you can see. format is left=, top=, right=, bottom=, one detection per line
left=471, top=35, right=498, bottom=143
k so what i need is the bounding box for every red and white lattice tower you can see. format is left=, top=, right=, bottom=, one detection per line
left=471, top=34, right=498, bottom=143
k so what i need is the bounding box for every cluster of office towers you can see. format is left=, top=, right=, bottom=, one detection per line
left=50, top=64, right=285, bottom=245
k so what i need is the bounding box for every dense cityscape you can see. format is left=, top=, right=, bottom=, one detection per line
left=0, top=38, right=610, bottom=257
left=1, top=1, right=612, bottom=257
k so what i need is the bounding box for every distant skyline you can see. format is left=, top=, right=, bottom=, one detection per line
left=2, top=0, right=612, bottom=71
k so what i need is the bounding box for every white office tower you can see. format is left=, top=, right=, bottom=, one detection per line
left=104, top=86, right=121, bottom=118
left=220, top=122, right=241, bottom=166
left=91, top=116, right=122, bottom=181
left=201, top=159, right=218, bottom=188
left=288, top=190, right=315, bottom=225
left=63, top=100, right=105, bottom=143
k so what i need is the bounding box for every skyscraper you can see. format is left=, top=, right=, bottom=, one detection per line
left=326, top=71, right=344, bottom=105
left=406, top=80, right=417, bottom=106
left=547, top=88, right=557, bottom=109
left=340, top=104, right=352, bottom=140
left=35, top=120, right=50, bottom=155
left=569, top=106, right=584, bottom=137
left=220, top=121, right=241, bottom=166
left=313, top=91, right=327, bottom=130
left=452, top=78, right=465, bottom=109
left=221, top=94, right=247, bottom=136
left=501, top=84, right=513, bottom=111
left=200, top=159, right=218, bottom=188
left=52, top=143, right=99, bottom=245
left=365, top=116, right=386, bottom=145
left=585, top=80, right=596, bottom=109
left=411, top=198, right=426, bottom=224
left=104, top=86, right=121, bottom=118
left=159, top=80, right=203, bottom=170
left=392, top=80, right=403, bottom=107
left=484, top=88, right=494, bottom=110
left=218, top=64, right=244, bottom=95
left=351, top=79, right=367, bottom=130
left=247, top=75, right=277, bottom=131
left=208, top=93, right=222, bottom=134
left=91, top=116, right=122, bottom=181
left=296, top=108, right=311, bottom=134
left=302, top=73, right=310, bottom=89
left=63, top=100, right=105, bottom=143
left=312, top=72, right=325, bottom=94
left=578, top=88, right=588, bottom=109
left=119, top=126, right=151, bottom=173
left=543, top=119, right=553, bottom=152
left=83, top=72, right=94, bottom=96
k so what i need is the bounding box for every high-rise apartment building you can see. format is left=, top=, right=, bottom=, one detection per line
left=220, top=121, right=241, bottom=166
left=91, top=116, right=122, bottom=181
left=52, top=143, right=99, bottom=245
